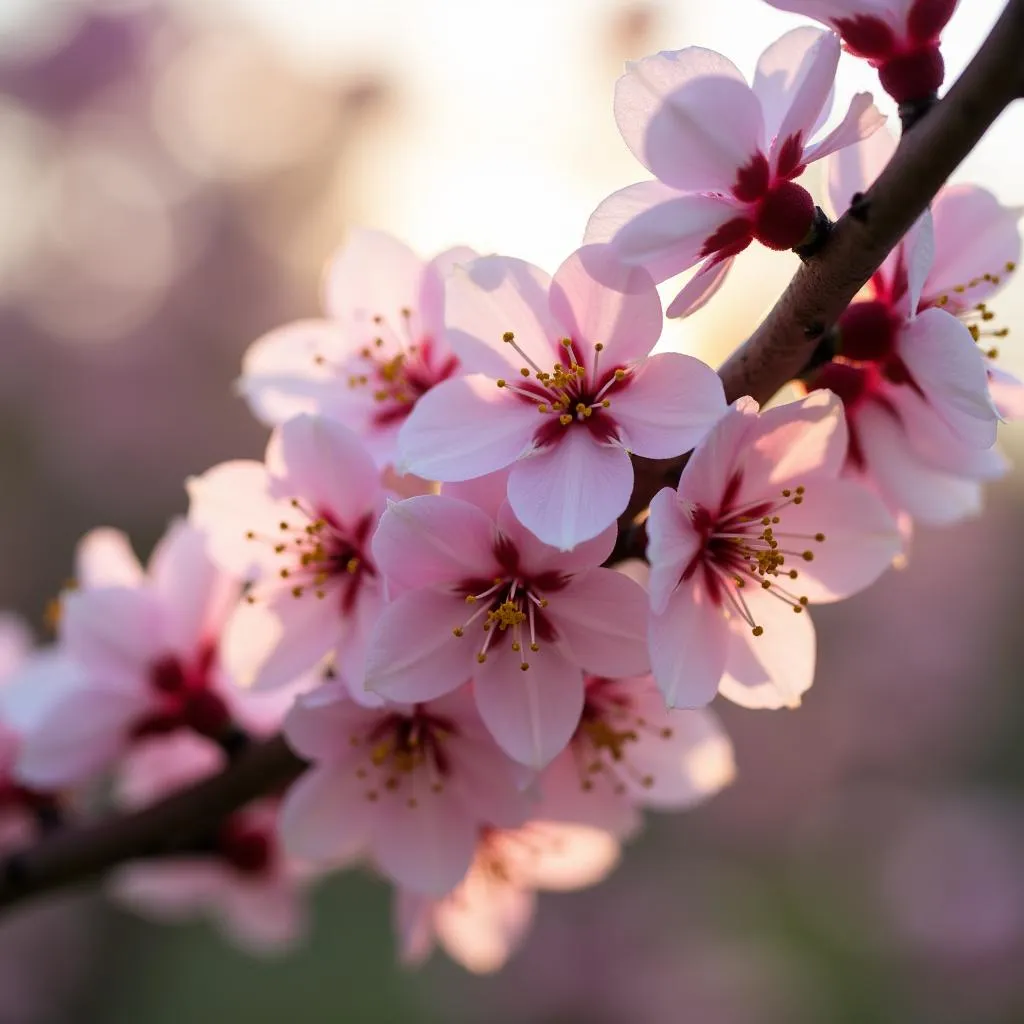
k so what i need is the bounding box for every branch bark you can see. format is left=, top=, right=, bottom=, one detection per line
left=3, top=0, right=1024, bottom=915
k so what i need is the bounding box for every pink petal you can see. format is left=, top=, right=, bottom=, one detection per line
left=282, top=682, right=368, bottom=759
left=418, top=245, right=478, bottom=339
left=397, top=374, right=536, bottom=482
left=441, top=470, right=512, bottom=520
left=665, top=255, right=736, bottom=319
left=826, top=125, right=895, bottom=218
left=587, top=184, right=735, bottom=283
left=988, top=364, right=1024, bottom=420
left=266, top=414, right=383, bottom=523
left=443, top=256, right=560, bottom=378
left=322, top=227, right=425, bottom=329
left=752, top=28, right=839, bottom=161
left=718, top=590, right=816, bottom=709
left=777, top=478, right=901, bottom=603
left=898, top=308, right=998, bottom=448
left=536, top=750, right=643, bottom=837
left=238, top=319, right=346, bottom=427
left=473, top=646, right=585, bottom=768
left=645, top=487, right=703, bottom=616
left=394, top=890, right=437, bottom=967
left=615, top=49, right=763, bottom=192
left=111, top=861, right=221, bottom=919
left=760, top=0, right=903, bottom=26
left=506, top=431, right=634, bottom=550
left=613, top=351, right=726, bottom=458
left=278, top=764, right=371, bottom=862
left=547, top=245, right=662, bottom=363
left=925, top=185, right=1022, bottom=308
left=648, top=584, right=730, bottom=708
left=494, top=501, right=615, bottom=577
left=372, top=495, right=498, bottom=592
left=219, top=877, right=306, bottom=955
left=549, top=569, right=651, bottom=678
left=802, top=92, right=886, bottom=165
left=364, top=591, right=473, bottom=702
left=75, top=528, right=144, bottom=589
left=148, top=520, right=241, bottom=656
left=899, top=212, right=936, bottom=316
left=502, top=822, right=620, bottom=890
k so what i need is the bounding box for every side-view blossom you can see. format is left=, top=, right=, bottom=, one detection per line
left=646, top=392, right=901, bottom=710
left=395, top=822, right=620, bottom=974
left=188, top=414, right=389, bottom=692
left=813, top=128, right=1011, bottom=525
left=15, top=521, right=248, bottom=789
left=537, top=674, right=736, bottom=838
left=279, top=683, right=529, bottom=896
left=586, top=28, right=884, bottom=317
left=365, top=487, right=651, bottom=767
left=398, top=244, right=725, bottom=548
left=110, top=732, right=308, bottom=955
left=239, top=228, right=470, bottom=466
left=761, top=0, right=960, bottom=102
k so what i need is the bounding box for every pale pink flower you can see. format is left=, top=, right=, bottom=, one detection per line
left=365, top=488, right=651, bottom=767
left=110, top=732, right=308, bottom=955
left=646, top=392, right=901, bottom=709
left=395, top=822, right=620, bottom=974
left=188, top=414, right=389, bottom=693
left=761, top=0, right=960, bottom=102
left=810, top=129, right=1010, bottom=525
left=279, top=682, right=529, bottom=895
left=239, top=228, right=470, bottom=465
left=396, top=244, right=725, bottom=549
left=15, top=521, right=253, bottom=789
left=537, top=674, right=736, bottom=837
left=586, top=28, right=884, bottom=318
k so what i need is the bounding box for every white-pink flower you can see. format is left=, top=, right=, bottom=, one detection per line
left=647, top=392, right=901, bottom=709
left=110, top=733, right=307, bottom=955
left=538, top=674, right=735, bottom=838
left=365, top=487, right=651, bottom=767
left=279, top=683, right=529, bottom=895
left=586, top=28, right=884, bottom=318
left=761, top=0, right=960, bottom=102
left=239, top=228, right=470, bottom=466
left=397, top=244, right=726, bottom=550
left=188, top=414, right=390, bottom=693
left=395, top=822, right=620, bottom=974
left=15, top=521, right=251, bottom=789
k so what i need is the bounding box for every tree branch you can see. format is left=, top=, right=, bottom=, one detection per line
left=3, top=0, right=1024, bottom=915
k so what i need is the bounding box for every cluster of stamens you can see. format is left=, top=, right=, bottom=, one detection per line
left=934, top=262, right=1016, bottom=359
left=452, top=576, right=550, bottom=672
left=495, top=332, right=628, bottom=429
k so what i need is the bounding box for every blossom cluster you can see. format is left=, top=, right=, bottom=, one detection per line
left=0, top=2, right=1017, bottom=973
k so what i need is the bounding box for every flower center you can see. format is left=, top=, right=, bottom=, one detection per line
left=133, top=645, right=231, bottom=741
left=931, top=262, right=1016, bottom=360
left=216, top=817, right=276, bottom=877
left=494, top=333, right=629, bottom=446
left=245, top=503, right=377, bottom=615
left=349, top=708, right=457, bottom=807
left=685, top=481, right=826, bottom=636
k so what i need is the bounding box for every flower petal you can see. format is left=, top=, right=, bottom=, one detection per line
left=676, top=396, right=761, bottom=509
left=278, top=764, right=371, bottom=862
left=419, top=245, right=478, bottom=338
left=613, top=351, right=726, bottom=458
left=474, top=646, right=584, bottom=768
left=494, top=501, right=616, bottom=577
left=826, top=125, right=895, bottom=219
left=802, top=92, right=886, bottom=166
left=506, top=431, right=634, bottom=550
left=547, top=245, right=662, bottom=363
left=665, top=255, right=736, bottom=319
left=75, top=528, right=144, bottom=589
left=645, top=487, right=703, bottom=615
left=502, top=822, right=620, bottom=890
left=397, top=375, right=536, bottom=482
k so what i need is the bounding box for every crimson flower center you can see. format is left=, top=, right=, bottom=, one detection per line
left=135, top=645, right=230, bottom=740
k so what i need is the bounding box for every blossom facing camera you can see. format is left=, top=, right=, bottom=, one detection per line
left=646, top=392, right=901, bottom=710
left=398, top=244, right=726, bottom=549
left=586, top=28, right=884, bottom=317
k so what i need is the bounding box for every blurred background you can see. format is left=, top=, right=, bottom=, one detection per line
left=1, top=0, right=1024, bottom=1021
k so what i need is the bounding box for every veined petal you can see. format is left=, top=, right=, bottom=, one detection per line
left=548, top=245, right=663, bottom=363
left=75, top=528, right=144, bottom=589
left=474, top=645, right=584, bottom=768
left=495, top=501, right=616, bottom=577
left=506, top=432, right=634, bottom=550
left=665, top=255, right=737, bottom=319
left=613, top=351, right=726, bottom=459
left=802, top=92, right=886, bottom=166
left=397, top=375, right=536, bottom=482
left=646, top=487, right=703, bottom=616
left=278, top=764, right=371, bottom=863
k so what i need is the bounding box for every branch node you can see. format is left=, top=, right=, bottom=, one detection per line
left=848, top=192, right=870, bottom=223
left=793, top=206, right=833, bottom=262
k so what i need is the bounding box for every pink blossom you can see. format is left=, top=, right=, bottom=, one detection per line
left=238, top=229, right=470, bottom=466
left=279, top=682, right=529, bottom=895
left=395, top=822, right=620, bottom=974
left=586, top=28, right=884, bottom=318
left=397, top=245, right=725, bottom=548
left=761, top=0, right=960, bottom=102
left=364, top=488, right=651, bottom=767
left=810, top=129, right=1011, bottom=525
left=15, top=521, right=258, bottom=789
left=110, top=733, right=307, bottom=955
left=537, top=674, right=735, bottom=837
left=646, top=392, right=901, bottom=709
left=188, top=414, right=390, bottom=693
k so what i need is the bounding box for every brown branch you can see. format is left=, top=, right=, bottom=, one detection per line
left=3, top=0, right=1024, bottom=916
